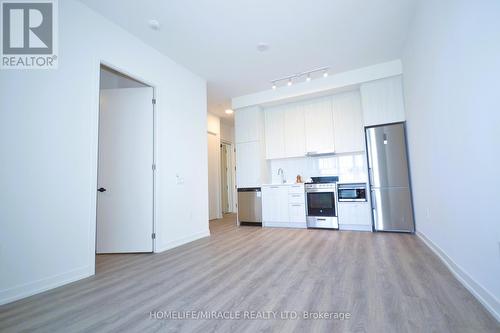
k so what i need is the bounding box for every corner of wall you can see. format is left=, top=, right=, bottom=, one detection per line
left=417, top=231, right=500, bottom=322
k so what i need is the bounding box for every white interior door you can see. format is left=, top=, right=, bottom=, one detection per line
left=97, top=87, right=154, bottom=253
left=220, top=144, right=229, bottom=213
left=207, top=132, right=221, bottom=220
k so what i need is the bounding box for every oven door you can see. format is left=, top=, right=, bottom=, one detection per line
left=306, top=191, right=336, bottom=217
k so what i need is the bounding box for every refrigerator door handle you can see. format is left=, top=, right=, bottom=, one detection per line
left=371, top=190, right=376, bottom=210
left=368, top=167, right=374, bottom=186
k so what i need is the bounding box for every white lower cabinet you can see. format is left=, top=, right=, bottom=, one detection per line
left=288, top=203, right=306, bottom=223
left=262, top=184, right=306, bottom=228
left=338, top=202, right=372, bottom=231
left=262, top=185, right=289, bottom=222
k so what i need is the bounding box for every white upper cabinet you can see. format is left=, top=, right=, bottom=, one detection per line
left=265, top=96, right=337, bottom=159
left=235, top=106, right=264, bottom=143
left=332, top=91, right=365, bottom=153
left=360, top=76, right=405, bottom=126
left=235, top=141, right=266, bottom=188
left=234, top=106, right=267, bottom=188
left=304, top=97, right=335, bottom=154
left=283, top=104, right=306, bottom=158
left=264, top=106, right=286, bottom=159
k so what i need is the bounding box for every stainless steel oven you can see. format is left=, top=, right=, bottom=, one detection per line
left=338, top=183, right=367, bottom=202
left=305, top=177, right=339, bottom=229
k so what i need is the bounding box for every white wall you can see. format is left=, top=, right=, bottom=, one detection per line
left=207, top=113, right=222, bottom=220
left=220, top=121, right=235, bottom=143
left=402, top=0, right=500, bottom=319
left=0, top=0, right=209, bottom=305
left=207, top=113, right=221, bottom=135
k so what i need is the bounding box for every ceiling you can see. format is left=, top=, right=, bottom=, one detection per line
left=79, top=0, right=416, bottom=121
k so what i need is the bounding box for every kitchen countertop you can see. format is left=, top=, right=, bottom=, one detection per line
left=262, top=181, right=368, bottom=186
left=261, top=183, right=305, bottom=186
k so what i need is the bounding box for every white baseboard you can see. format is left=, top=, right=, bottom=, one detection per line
left=339, top=224, right=372, bottom=232
left=417, top=231, right=500, bottom=323
left=0, top=266, right=91, bottom=306
left=0, top=230, right=211, bottom=306
left=155, top=230, right=210, bottom=253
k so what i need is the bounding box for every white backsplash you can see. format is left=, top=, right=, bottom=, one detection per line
left=268, top=152, right=368, bottom=184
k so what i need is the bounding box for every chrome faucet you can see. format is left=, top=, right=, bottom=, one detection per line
left=277, top=168, right=285, bottom=184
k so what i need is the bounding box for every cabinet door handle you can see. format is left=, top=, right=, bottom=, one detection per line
left=291, top=204, right=303, bottom=207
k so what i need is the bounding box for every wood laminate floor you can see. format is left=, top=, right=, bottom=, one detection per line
left=0, top=214, right=498, bottom=332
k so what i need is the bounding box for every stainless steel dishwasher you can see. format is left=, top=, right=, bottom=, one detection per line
left=237, top=188, right=262, bottom=225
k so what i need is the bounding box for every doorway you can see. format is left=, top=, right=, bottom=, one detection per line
left=220, top=141, right=234, bottom=214
left=96, top=65, right=155, bottom=255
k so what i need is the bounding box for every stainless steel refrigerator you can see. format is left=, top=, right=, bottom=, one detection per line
left=365, top=122, right=415, bottom=232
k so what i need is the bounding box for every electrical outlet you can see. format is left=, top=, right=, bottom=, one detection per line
left=176, top=174, right=184, bottom=184
left=425, top=208, right=431, bottom=221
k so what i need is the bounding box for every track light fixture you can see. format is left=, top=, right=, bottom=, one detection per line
left=270, top=67, right=330, bottom=90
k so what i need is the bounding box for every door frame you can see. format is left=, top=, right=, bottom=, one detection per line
left=220, top=139, right=235, bottom=214
left=89, top=59, right=158, bottom=275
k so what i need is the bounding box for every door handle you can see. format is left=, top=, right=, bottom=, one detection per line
left=98, top=187, right=107, bottom=192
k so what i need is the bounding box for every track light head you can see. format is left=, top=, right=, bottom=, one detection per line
left=271, top=67, right=329, bottom=89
